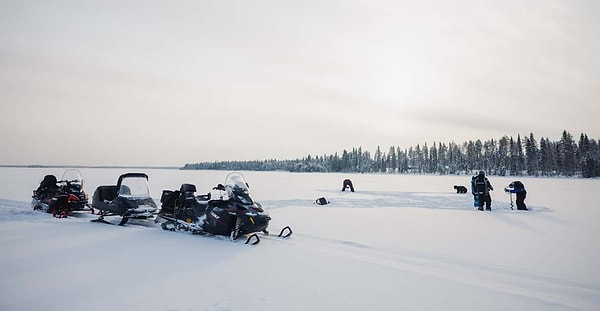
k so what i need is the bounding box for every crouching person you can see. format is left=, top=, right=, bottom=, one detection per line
left=505, top=181, right=528, bottom=210
left=342, top=179, right=355, bottom=192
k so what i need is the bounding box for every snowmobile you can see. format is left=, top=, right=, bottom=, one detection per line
left=156, top=183, right=209, bottom=233
left=156, top=172, right=292, bottom=245
left=31, top=169, right=89, bottom=217
left=91, top=173, right=158, bottom=226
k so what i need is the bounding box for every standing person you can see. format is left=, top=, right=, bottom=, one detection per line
left=474, top=170, right=493, bottom=211
left=505, top=181, right=528, bottom=210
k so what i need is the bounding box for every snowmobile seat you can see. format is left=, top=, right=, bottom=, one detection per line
left=35, top=174, right=61, bottom=197
left=91, top=185, right=120, bottom=214
left=180, top=184, right=197, bottom=202
left=178, top=184, right=201, bottom=208
left=95, top=185, right=118, bottom=202
left=41, top=175, right=59, bottom=189
left=180, top=183, right=196, bottom=194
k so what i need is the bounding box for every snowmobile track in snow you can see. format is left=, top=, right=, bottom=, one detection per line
left=285, top=232, right=598, bottom=311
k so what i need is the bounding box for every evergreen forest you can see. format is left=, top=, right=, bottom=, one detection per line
left=182, top=130, right=600, bottom=178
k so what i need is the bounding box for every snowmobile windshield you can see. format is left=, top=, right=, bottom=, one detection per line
left=61, top=169, right=84, bottom=184
left=118, top=176, right=151, bottom=198
left=224, top=172, right=253, bottom=205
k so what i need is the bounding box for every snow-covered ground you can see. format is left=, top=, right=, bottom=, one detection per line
left=0, top=167, right=598, bottom=311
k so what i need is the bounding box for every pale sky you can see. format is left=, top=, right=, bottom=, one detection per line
left=1, top=0, right=599, bottom=166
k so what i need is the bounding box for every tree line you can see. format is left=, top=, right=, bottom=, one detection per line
left=182, top=130, right=600, bottom=178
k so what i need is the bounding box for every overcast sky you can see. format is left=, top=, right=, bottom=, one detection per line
left=1, top=0, right=599, bottom=166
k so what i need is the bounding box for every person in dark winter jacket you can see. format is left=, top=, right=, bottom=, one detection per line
left=473, top=171, right=493, bottom=211
left=342, top=179, right=354, bottom=192
left=504, top=181, right=527, bottom=210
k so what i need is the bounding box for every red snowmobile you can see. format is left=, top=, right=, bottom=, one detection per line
left=31, top=169, right=89, bottom=218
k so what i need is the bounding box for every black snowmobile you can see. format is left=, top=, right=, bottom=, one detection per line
left=156, top=172, right=292, bottom=244
left=91, top=173, right=158, bottom=226
left=156, top=183, right=209, bottom=233
left=31, top=169, right=89, bottom=217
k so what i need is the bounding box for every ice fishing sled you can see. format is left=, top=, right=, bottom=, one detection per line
left=91, top=173, right=158, bottom=226
left=156, top=172, right=292, bottom=245
left=31, top=169, right=90, bottom=218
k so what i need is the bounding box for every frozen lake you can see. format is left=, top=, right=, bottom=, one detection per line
left=1, top=167, right=598, bottom=311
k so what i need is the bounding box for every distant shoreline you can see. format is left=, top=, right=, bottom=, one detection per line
left=0, top=165, right=182, bottom=170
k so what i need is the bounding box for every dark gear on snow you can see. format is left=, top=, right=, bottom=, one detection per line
left=453, top=185, right=468, bottom=193
left=315, top=197, right=329, bottom=205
